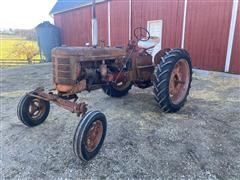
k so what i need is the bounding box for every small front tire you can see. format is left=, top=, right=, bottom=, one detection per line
left=73, top=111, right=107, bottom=161
left=17, top=95, right=50, bottom=127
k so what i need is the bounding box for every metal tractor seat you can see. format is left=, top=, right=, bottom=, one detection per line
left=138, top=37, right=160, bottom=49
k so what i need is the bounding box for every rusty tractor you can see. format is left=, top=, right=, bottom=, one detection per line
left=17, top=1, right=192, bottom=161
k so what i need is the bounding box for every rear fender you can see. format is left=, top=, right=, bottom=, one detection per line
left=153, top=48, right=171, bottom=65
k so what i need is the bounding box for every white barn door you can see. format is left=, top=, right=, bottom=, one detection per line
left=147, top=20, right=163, bottom=63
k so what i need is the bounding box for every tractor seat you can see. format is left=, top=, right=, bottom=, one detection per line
left=138, top=37, right=160, bottom=49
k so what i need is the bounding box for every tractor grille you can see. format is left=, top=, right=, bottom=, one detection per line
left=52, top=57, right=75, bottom=85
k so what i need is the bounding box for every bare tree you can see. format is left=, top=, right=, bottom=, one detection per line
left=11, top=42, right=39, bottom=63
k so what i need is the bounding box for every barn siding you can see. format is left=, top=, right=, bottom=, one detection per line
left=53, top=14, right=63, bottom=40
left=54, top=7, right=92, bottom=46
left=96, top=3, right=108, bottom=44
left=53, top=0, right=239, bottom=74
left=131, top=0, right=184, bottom=48
left=184, top=0, right=233, bottom=71
left=54, top=2, right=108, bottom=46
left=110, top=0, right=129, bottom=46
left=230, top=3, right=240, bottom=74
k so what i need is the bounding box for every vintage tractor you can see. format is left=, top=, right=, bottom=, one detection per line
left=17, top=1, right=192, bottom=161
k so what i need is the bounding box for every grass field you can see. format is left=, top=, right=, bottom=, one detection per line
left=0, top=36, right=41, bottom=60
left=0, top=35, right=41, bottom=67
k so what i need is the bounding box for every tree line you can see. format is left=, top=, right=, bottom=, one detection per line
left=0, top=28, right=37, bottom=40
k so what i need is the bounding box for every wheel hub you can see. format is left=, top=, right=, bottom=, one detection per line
left=85, top=120, right=103, bottom=152
left=28, top=99, right=46, bottom=119
left=169, top=59, right=190, bottom=105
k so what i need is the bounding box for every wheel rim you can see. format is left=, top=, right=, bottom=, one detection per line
left=28, top=98, right=46, bottom=120
left=113, top=81, right=131, bottom=91
left=169, top=59, right=190, bottom=105
left=85, top=120, right=103, bottom=152
left=112, top=72, right=131, bottom=91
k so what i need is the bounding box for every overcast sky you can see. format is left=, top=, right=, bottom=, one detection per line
left=0, top=0, right=57, bottom=29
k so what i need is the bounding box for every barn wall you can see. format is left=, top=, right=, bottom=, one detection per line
left=54, top=2, right=108, bottom=46
left=96, top=2, right=108, bottom=44
left=53, top=0, right=239, bottom=74
left=184, top=0, right=233, bottom=71
left=230, top=3, right=240, bottom=74
left=54, top=7, right=91, bottom=46
left=54, top=0, right=184, bottom=48
left=131, top=0, right=184, bottom=48
left=53, top=14, right=63, bottom=41
left=110, top=0, right=129, bottom=46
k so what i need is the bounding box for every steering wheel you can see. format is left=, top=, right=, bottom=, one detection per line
left=134, top=27, right=150, bottom=41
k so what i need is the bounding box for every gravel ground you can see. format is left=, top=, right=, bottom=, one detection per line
left=1, top=63, right=240, bottom=179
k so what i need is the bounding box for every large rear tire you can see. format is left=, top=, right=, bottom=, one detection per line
left=153, top=48, right=192, bottom=113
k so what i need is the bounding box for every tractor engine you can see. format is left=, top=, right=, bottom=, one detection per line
left=52, top=46, right=126, bottom=93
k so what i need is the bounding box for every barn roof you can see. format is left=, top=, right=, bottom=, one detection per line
left=50, top=0, right=105, bottom=15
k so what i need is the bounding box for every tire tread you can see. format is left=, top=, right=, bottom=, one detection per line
left=153, top=48, right=192, bottom=113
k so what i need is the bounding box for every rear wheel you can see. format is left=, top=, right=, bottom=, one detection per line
left=102, top=81, right=132, bottom=97
left=17, top=95, right=50, bottom=127
left=153, top=49, right=192, bottom=112
left=73, top=111, right=107, bottom=161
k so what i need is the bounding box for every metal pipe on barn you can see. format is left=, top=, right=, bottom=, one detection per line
left=92, top=0, right=98, bottom=47
left=129, top=0, right=132, bottom=41
left=181, top=0, right=188, bottom=48
left=107, top=0, right=111, bottom=46
left=225, top=0, right=239, bottom=72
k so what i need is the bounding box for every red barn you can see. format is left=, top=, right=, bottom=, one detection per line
left=50, top=0, right=240, bottom=74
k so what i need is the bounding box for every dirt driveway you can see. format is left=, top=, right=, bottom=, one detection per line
left=1, top=63, right=240, bottom=179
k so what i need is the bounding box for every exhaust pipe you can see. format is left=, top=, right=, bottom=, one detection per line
left=92, top=0, right=98, bottom=47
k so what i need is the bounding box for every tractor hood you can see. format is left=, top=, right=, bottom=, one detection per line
left=52, top=46, right=126, bottom=61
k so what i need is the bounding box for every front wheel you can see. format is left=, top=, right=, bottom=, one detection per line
left=153, top=49, right=192, bottom=112
left=73, top=111, right=107, bottom=161
left=17, top=95, right=50, bottom=127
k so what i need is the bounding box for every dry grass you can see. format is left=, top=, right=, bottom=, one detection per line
left=0, top=36, right=41, bottom=59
